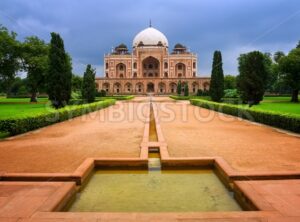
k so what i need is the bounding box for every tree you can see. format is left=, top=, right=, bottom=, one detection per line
left=296, top=41, right=300, bottom=49
left=184, top=82, right=189, bottom=96
left=273, top=51, right=285, bottom=63
left=237, top=51, right=270, bottom=105
left=224, top=75, right=236, bottom=89
left=209, top=51, right=224, bottom=102
left=177, top=80, right=182, bottom=95
left=0, top=25, right=21, bottom=93
left=82, top=64, right=96, bottom=103
left=72, top=74, right=83, bottom=91
left=22, top=36, right=49, bottom=102
left=8, top=77, right=28, bottom=96
left=47, top=32, right=72, bottom=108
left=279, top=48, right=300, bottom=102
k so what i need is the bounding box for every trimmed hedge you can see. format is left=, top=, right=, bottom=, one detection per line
left=169, top=95, right=190, bottom=100
left=190, top=99, right=300, bottom=133
left=0, top=99, right=116, bottom=136
left=170, top=95, right=211, bottom=101
left=97, top=95, right=134, bottom=100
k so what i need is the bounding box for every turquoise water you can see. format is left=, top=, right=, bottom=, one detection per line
left=67, top=168, right=241, bottom=212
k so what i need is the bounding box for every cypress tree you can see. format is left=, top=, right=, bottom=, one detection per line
left=82, top=64, right=96, bottom=103
left=177, top=80, right=182, bottom=95
left=184, top=82, right=189, bottom=96
left=237, top=51, right=270, bottom=105
left=209, top=51, right=224, bottom=102
left=47, top=32, right=72, bottom=108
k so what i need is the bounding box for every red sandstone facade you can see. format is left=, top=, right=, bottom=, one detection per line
left=95, top=26, right=210, bottom=95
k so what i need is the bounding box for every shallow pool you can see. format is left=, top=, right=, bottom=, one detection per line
left=67, top=168, right=241, bottom=212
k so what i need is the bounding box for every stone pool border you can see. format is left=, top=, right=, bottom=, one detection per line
left=0, top=100, right=300, bottom=221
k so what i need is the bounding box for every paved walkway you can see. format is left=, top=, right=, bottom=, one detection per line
left=0, top=96, right=300, bottom=221
left=156, top=100, right=300, bottom=172
left=0, top=102, right=147, bottom=173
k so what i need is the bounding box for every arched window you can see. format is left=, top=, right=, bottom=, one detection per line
left=133, top=72, right=137, bottom=78
left=164, top=62, right=168, bottom=69
left=105, top=72, right=109, bottom=78
left=116, top=63, right=126, bottom=78
left=193, top=62, right=196, bottom=69
left=178, top=64, right=183, bottom=70
left=193, top=72, right=196, bottom=77
left=164, top=72, right=168, bottom=77
left=133, top=62, right=137, bottom=69
left=105, top=63, right=108, bottom=69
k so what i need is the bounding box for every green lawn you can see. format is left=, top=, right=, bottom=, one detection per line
left=239, top=96, right=300, bottom=116
left=0, top=103, right=55, bottom=119
left=0, top=96, right=130, bottom=119
left=0, top=97, right=52, bottom=119
left=0, top=97, right=48, bottom=103
left=171, top=95, right=300, bottom=116
left=169, top=95, right=211, bottom=100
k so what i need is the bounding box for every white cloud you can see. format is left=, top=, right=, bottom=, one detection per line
left=12, top=16, right=69, bottom=39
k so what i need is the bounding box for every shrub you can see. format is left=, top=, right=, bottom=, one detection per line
left=184, top=83, right=189, bottom=96
left=224, top=89, right=239, bottom=98
left=96, top=90, right=106, bottom=97
left=169, top=95, right=190, bottom=100
left=97, top=95, right=134, bottom=100
left=197, top=89, right=210, bottom=96
left=190, top=99, right=300, bottom=133
left=222, top=98, right=241, bottom=104
left=71, top=91, right=82, bottom=100
left=0, top=99, right=115, bottom=136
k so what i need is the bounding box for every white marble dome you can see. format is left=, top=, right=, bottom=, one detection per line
left=133, top=27, right=168, bottom=48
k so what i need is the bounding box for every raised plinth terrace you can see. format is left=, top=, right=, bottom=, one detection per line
left=0, top=96, right=300, bottom=221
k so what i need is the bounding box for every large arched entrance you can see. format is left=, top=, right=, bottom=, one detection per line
left=147, top=82, right=155, bottom=93
left=142, top=56, right=160, bottom=78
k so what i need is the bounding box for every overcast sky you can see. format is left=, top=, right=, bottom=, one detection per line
left=1, top=0, right=300, bottom=77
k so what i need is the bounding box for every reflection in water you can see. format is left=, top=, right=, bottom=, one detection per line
left=67, top=168, right=241, bottom=212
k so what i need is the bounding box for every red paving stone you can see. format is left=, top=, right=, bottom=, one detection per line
left=236, top=180, right=300, bottom=217
left=0, top=182, right=75, bottom=219
left=0, top=102, right=147, bottom=173
left=1, top=97, right=300, bottom=221
left=156, top=101, right=300, bottom=172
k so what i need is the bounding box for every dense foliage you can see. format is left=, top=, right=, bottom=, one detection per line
left=0, top=25, right=21, bottom=93
left=184, top=82, right=189, bottom=96
left=177, top=80, right=182, bottom=95
left=224, top=75, right=236, bottom=89
left=47, top=32, right=72, bottom=108
left=0, top=99, right=115, bottom=135
left=190, top=99, right=300, bottom=133
left=278, top=48, right=300, bottom=102
left=22, top=36, right=49, bottom=102
left=237, top=51, right=270, bottom=105
left=209, top=51, right=224, bottom=102
left=82, top=64, right=96, bottom=103
left=72, top=74, right=83, bottom=91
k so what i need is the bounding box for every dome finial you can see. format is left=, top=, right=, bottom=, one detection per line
left=149, top=19, right=152, bottom=27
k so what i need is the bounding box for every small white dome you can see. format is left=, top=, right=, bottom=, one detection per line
left=133, top=27, right=168, bottom=48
